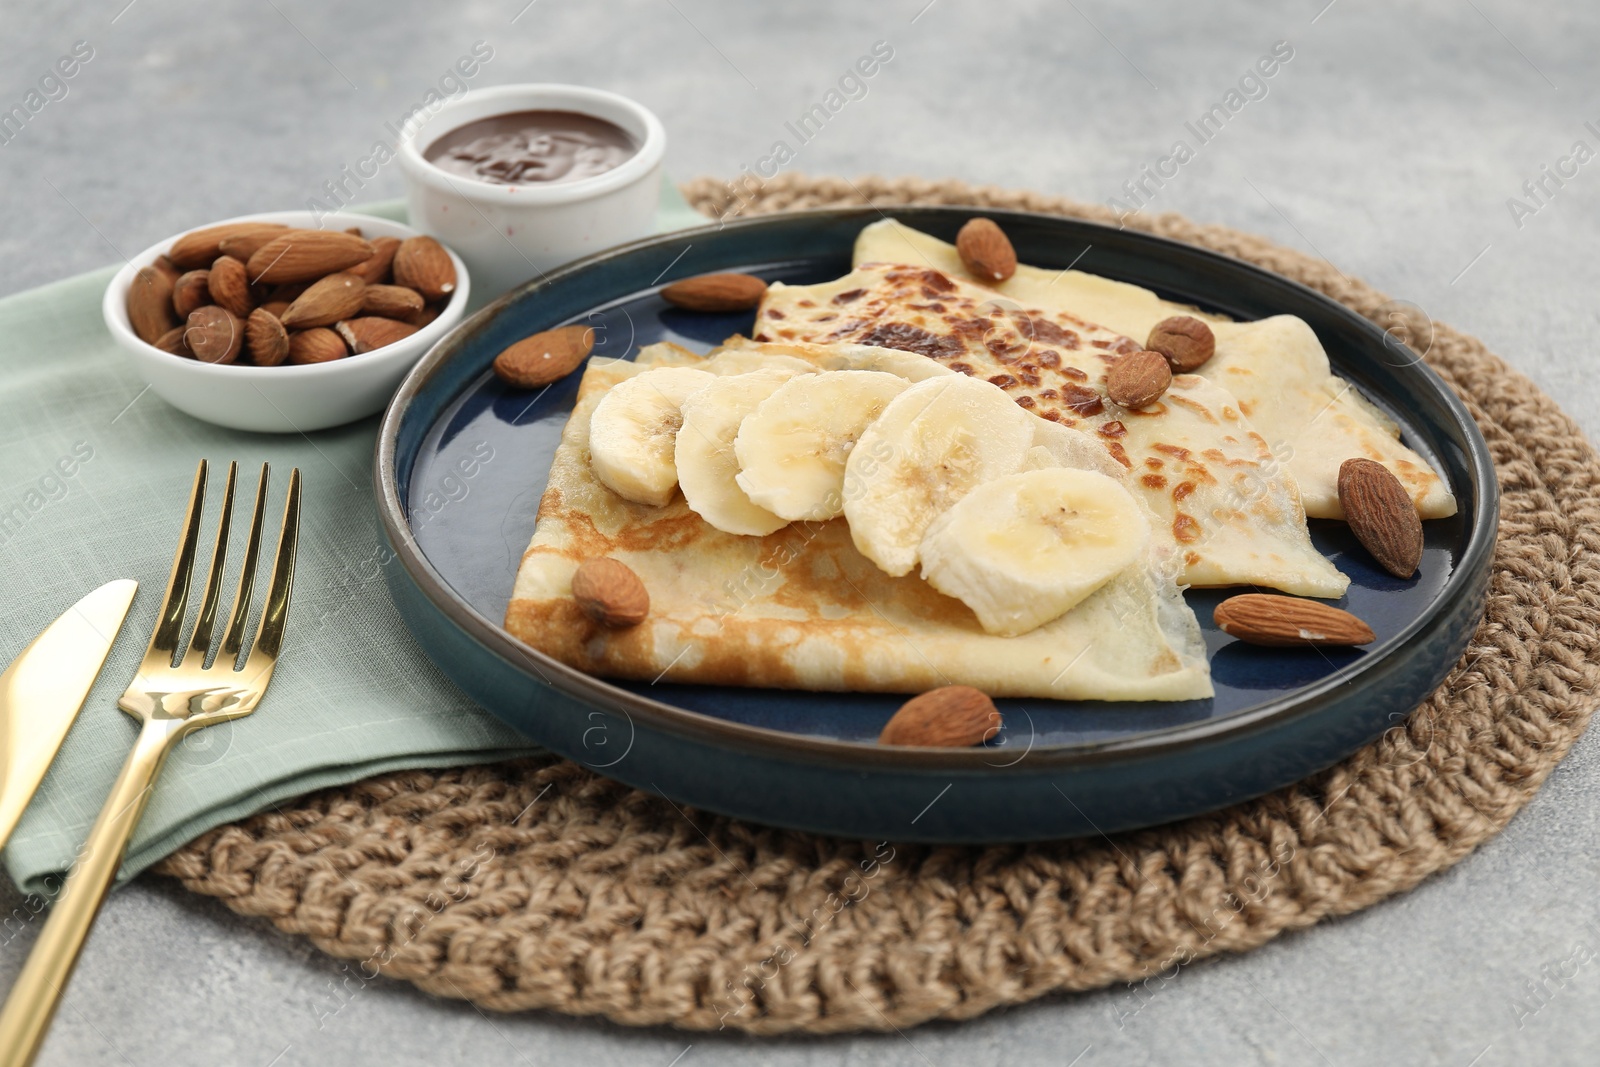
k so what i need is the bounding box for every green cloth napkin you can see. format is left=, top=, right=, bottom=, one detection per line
left=0, top=179, right=707, bottom=897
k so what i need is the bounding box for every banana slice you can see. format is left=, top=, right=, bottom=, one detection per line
left=1025, top=419, right=1126, bottom=479
left=920, top=467, right=1151, bottom=636
left=842, top=374, right=1036, bottom=577
left=734, top=370, right=910, bottom=522
left=676, top=369, right=803, bottom=536
left=701, top=349, right=814, bottom=376
left=588, top=366, right=716, bottom=506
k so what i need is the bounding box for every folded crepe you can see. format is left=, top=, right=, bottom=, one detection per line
left=851, top=219, right=1456, bottom=520
left=756, top=262, right=1349, bottom=598
left=505, top=350, right=1214, bottom=702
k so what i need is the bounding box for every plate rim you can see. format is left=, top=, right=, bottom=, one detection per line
left=374, top=205, right=1499, bottom=773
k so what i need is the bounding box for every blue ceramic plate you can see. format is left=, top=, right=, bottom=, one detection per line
left=375, top=207, right=1497, bottom=843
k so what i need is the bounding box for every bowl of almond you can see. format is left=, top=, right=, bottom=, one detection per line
left=102, top=210, right=469, bottom=433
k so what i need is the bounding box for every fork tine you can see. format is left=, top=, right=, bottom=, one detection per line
left=246, top=467, right=300, bottom=664
left=219, top=463, right=270, bottom=661
left=183, top=461, right=237, bottom=664
left=146, top=460, right=207, bottom=659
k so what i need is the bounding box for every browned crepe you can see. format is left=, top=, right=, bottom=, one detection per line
left=756, top=263, right=1349, bottom=597
left=852, top=219, right=1456, bottom=520
left=505, top=353, right=1212, bottom=701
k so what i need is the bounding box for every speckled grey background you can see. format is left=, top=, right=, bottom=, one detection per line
left=3, top=0, right=1599, bottom=1064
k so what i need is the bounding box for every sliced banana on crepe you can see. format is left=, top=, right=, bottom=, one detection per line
left=920, top=468, right=1151, bottom=636
left=676, top=369, right=802, bottom=536
left=734, top=370, right=910, bottom=521
left=588, top=366, right=716, bottom=506
left=843, top=374, right=1035, bottom=577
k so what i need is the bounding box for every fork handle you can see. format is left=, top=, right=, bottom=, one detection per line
left=0, top=717, right=184, bottom=1067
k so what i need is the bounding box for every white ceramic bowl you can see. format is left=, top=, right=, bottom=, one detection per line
left=103, top=210, right=469, bottom=434
left=398, top=84, right=665, bottom=300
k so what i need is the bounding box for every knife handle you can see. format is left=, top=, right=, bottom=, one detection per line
left=0, top=716, right=183, bottom=1067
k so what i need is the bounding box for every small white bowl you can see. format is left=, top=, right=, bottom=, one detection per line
left=398, top=84, right=665, bottom=300
left=103, top=210, right=469, bottom=434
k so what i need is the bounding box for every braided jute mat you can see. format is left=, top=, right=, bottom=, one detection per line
left=157, top=175, right=1600, bottom=1034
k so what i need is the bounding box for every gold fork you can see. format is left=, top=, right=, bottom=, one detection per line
left=0, top=459, right=300, bottom=1067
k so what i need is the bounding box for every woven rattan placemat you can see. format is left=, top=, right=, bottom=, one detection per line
left=157, top=175, right=1600, bottom=1034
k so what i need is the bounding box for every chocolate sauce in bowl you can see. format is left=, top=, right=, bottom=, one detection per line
left=424, top=109, right=638, bottom=186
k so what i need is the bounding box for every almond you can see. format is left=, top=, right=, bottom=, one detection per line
left=410, top=304, right=442, bottom=329
left=151, top=255, right=181, bottom=285
left=184, top=306, right=243, bottom=364
left=168, top=222, right=287, bottom=269
left=245, top=308, right=290, bottom=367
left=361, top=284, right=424, bottom=320
left=287, top=327, right=348, bottom=365
left=493, top=325, right=595, bottom=388
left=172, top=269, right=211, bottom=318
left=246, top=230, right=375, bottom=285
left=344, top=226, right=363, bottom=236
left=280, top=271, right=366, bottom=329
left=1213, top=594, right=1375, bottom=647
left=1147, top=316, right=1216, bottom=373
left=154, top=326, right=191, bottom=358
left=335, top=316, right=418, bottom=354
left=879, top=686, right=1002, bottom=747
left=346, top=235, right=401, bottom=285
left=955, top=217, right=1017, bottom=283
left=1106, top=349, right=1172, bottom=408
left=268, top=282, right=310, bottom=304
left=660, top=272, right=767, bottom=311
left=260, top=300, right=291, bottom=319
left=1338, top=458, right=1423, bottom=578
left=208, top=255, right=254, bottom=318
left=392, top=236, right=457, bottom=301
left=218, top=227, right=290, bottom=263
left=126, top=266, right=176, bottom=344
left=570, top=558, right=649, bottom=628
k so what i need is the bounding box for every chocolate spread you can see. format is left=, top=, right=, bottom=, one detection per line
left=424, top=109, right=637, bottom=186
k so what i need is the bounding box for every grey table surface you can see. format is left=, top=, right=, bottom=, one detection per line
left=2, top=0, right=1598, bottom=1064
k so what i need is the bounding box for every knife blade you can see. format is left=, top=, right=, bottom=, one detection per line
left=0, top=579, right=138, bottom=854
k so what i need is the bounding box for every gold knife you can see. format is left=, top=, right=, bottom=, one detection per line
left=0, top=580, right=138, bottom=853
